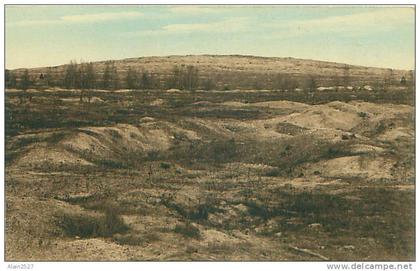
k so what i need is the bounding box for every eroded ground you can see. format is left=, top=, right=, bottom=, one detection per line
left=5, top=89, right=415, bottom=260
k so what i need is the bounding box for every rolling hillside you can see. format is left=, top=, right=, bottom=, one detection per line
left=7, top=55, right=413, bottom=90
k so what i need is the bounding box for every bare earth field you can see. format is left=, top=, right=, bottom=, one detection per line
left=5, top=88, right=414, bottom=261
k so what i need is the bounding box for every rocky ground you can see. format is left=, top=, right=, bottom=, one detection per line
left=5, top=88, right=414, bottom=261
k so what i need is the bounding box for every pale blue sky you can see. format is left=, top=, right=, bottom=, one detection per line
left=5, top=5, right=415, bottom=70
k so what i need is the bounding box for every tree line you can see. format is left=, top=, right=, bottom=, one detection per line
left=5, top=61, right=202, bottom=92
left=5, top=60, right=414, bottom=96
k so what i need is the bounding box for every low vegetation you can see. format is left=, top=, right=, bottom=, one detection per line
left=174, top=223, right=201, bottom=239
left=56, top=207, right=129, bottom=238
left=5, top=57, right=414, bottom=260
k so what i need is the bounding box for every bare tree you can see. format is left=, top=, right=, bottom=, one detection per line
left=5, top=70, right=10, bottom=88
left=45, top=67, right=53, bottom=87
left=140, top=70, right=151, bottom=89
left=203, top=77, right=216, bottom=91
left=63, top=61, right=78, bottom=89
left=166, top=65, right=199, bottom=90
left=102, top=61, right=119, bottom=90
left=110, top=62, right=119, bottom=90
left=400, top=76, right=407, bottom=86
left=274, top=74, right=298, bottom=91
left=167, top=65, right=182, bottom=89
left=76, top=63, right=86, bottom=102
left=333, top=74, right=341, bottom=92
left=407, top=70, right=415, bottom=90
left=102, top=61, right=111, bottom=90
left=84, top=62, right=96, bottom=103
left=19, top=69, right=32, bottom=103
left=126, top=67, right=138, bottom=89
left=383, top=69, right=394, bottom=91
left=72, top=62, right=96, bottom=103
left=343, top=64, right=350, bottom=87
left=149, top=73, right=159, bottom=89
left=5, top=70, right=17, bottom=89
left=303, top=75, right=317, bottom=93
left=253, top=77, right=263, bottom=90
left=184, top=65, right=199, bottom=90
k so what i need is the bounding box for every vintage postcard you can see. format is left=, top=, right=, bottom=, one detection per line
left=4, top=4, right=415, bottom=264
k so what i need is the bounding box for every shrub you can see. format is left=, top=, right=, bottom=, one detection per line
left=264, top=168, right=282, bottom=177
left=57, top=213, right=102, bottom=238
left=98, top=159, right=128, bottom=169
left=56, top=204, right=128, bottom=238
left=377, top=121, right=388, bottom=132
left=160, top=162, right=171, bottom=169
left=358, top=111, right=368, bottom=118
left=174, top=222, right=201, bottom=239
left=147, top=150, right=160, bottom=161
left=211, top=138, right=237, bottom=163
left=102, top=204, right=129, bottom=236
left=169, top=138, right=238, bottom=165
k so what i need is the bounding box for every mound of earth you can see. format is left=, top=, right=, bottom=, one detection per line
left=304, top=155, right=394, bottom=180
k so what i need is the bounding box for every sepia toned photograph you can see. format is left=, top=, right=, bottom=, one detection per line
left=4, top=4, right=415, bottom=263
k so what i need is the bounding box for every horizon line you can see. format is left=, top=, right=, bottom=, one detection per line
left=6, top=54, right=413, bottom=71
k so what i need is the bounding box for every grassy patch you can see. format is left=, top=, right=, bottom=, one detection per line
left=56, top=204, right=129, bottom=238
left=169, top=138, right=238, bottom=165
left=240, top=187, right=414, bottom=258
left=161, top=193, right=221, bottom=221
left=160, top=162, right=171, bottom=169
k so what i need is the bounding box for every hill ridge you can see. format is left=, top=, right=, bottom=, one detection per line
left=6, top=54, right=413, bottom=91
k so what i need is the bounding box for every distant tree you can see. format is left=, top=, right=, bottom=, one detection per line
left=10, top=72, right=17, bottom=88
left=407, top=70, right=415, bottom=90
left=383, top=69, right=394, bottom=91
left=303, top=75, right=317, bottom=93
left=6, top=70, right=17, bottom=88
left=400, top=76, right=407, bottom=86
left=19, top=69, right=32, bottom=103
left=45, top=67, right=53, bottom=87
left=333, top=75, right=341, bottom=92
left=76, top=63, right=85, bottom=101
left=102, top=61, right=111, bottom=89
left=126, top=67, right=138, bottom=89
left=149, top=73, right=160, bottom=89
left=110, top=62, right=119, bottom=90
left=140, top=70, right=151, bottom=89
left=71, top=62, right=96, bottom=102
left=84, top=62, right=96, bottom=102
left=63, top=61, right=78, bottom=89
left=102, top=61, right=119, bottom=90
left=35, top=73, right=49, bottom=89
left=253, top=77, right=263, bottom=90
left=203, top=77, right=216, bottom=91
left=166, top=65, right=199, bottom=90
left=20, top=69, right=32, bottom=90
left=5, top=70, right=10, bottom=87
left=76, top=63, right=84, bottom=89
left=168, top=65, right=182, bottom=89
left=343, top=64, right=350, bottom=87
left=184, top=65, right=199, bottom=90
left=86, top=63, right=96, bottom=88
left=274, top=74, right=284, bottom=90
left=274, top=74, right=298, bottom=91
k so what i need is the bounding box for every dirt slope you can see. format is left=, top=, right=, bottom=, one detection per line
left=5, top=92, right=415, bottom=261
